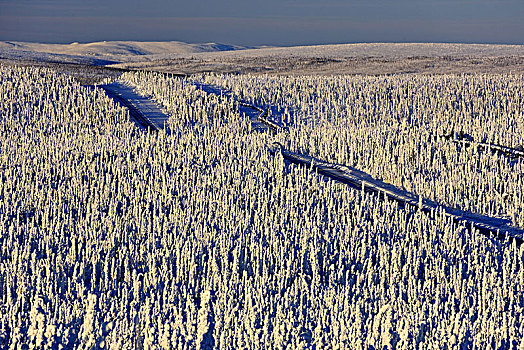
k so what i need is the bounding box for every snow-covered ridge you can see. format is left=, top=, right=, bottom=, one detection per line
left=0, top=40, right=262, bottom=65
left=183, top=42, right=524, bottom=60
left=0, top=40, right=257, bottom=56
left=2, top=41, right=523, bottom=67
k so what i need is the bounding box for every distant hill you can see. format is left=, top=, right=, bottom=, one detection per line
left=106, top=42, right=524, bottom=76
left=0, top=40, right=263, bottom=65
left=190, top=42, right=524, bottom=59
left=1, top=41, right=523, bottom=75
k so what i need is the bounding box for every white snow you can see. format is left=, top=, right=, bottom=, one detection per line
left=2, top=40, right=523, bottom=67
left=0, top=40, right=262, bottom=65
left=179, top=42, right=524, bottom=60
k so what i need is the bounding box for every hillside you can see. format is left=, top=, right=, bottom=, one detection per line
left=0, top=40, right=260, bottom=65
left=2, top=41, right=524, bottom=75
left=108, top=42, right=524, bottom=75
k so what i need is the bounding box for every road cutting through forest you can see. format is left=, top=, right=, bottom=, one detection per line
left=99, top=82, right=167, bottom=132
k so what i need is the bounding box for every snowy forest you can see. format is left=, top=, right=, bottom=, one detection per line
left=1, top=65, right=524, bottom=349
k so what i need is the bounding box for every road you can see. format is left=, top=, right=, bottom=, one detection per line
left=99, top=82, right=170, bottom=132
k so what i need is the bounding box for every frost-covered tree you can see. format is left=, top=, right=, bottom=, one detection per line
left=0, top=66, right=523, bottom=349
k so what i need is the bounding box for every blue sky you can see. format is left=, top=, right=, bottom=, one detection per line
left=0, top=0, right=523, bottom=45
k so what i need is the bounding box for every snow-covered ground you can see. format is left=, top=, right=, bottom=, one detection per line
left=171, top=42, right=524, bottom=60
left=0, top=40, right=262, bottom=65
left=110, top=42, right=524, bottom=75
left=2, top=40, right=523, bottom=68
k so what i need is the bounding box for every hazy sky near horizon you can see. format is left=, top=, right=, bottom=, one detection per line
left=0, top=0, right=523, bottom=45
